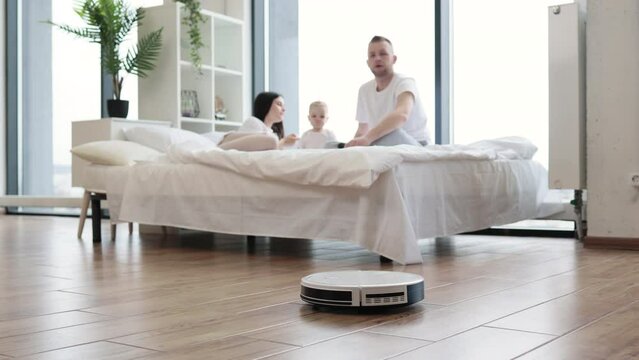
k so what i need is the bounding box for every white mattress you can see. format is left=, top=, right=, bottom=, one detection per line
left=105, top=156, right=548, bottom=265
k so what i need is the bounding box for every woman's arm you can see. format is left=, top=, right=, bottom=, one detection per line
left=278, top=133, right=299, bottom=149
left=218, top=133, right=278, bottom=151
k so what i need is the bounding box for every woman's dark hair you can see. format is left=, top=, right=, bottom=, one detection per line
left=253, top=91, right=284, bottom=139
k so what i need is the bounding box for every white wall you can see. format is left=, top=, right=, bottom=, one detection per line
left=0, top=0, right=6, bottom=196
left=587, top=0, right=639, bottom=238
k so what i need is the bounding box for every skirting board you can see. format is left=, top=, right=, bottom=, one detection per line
left=0, top=195, right=84, bottom=208
left=584, top=236, right=639, bottom=251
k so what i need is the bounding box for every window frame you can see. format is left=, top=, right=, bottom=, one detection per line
left=2, top=0, right=108, bottom=211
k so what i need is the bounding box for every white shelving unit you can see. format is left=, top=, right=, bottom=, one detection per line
left=138, top=0, right=247, bottom=133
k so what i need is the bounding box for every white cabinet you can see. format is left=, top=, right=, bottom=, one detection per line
left=138, top=0, right=248, bottom=134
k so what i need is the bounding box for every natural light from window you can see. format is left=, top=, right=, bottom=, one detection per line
left=52, top=0, right=101, bottom=196
left=452, top=0, right=569, bottom=169
left=298, top=0, right=435, bottom=143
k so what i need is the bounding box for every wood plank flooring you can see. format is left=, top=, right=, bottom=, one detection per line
left=1, top=214, right=638, bottom=359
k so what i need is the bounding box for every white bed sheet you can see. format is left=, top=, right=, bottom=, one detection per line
left=106, top=156, right=548, bottom=265
left=80, top=164, right=130, bottom=192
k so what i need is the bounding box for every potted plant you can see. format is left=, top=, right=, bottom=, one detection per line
left=49, top=0, right=163, bottom=118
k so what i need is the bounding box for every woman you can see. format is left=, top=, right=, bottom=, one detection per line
left=219, top=92, right=298, bottom=151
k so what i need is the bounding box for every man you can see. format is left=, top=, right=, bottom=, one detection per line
left=346, top=36, right=431, bottom=147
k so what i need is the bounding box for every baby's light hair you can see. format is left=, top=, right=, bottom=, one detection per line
left=308, top=101, right=328, bottom=113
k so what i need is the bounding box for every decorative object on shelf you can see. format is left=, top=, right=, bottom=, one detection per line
left=49, top=0, right=163, bottom=119
left=181, top=90, right=200, bottom=118
left=214, top=95, right=227, bottom=120
left=175, top=0, right=205, bottom=74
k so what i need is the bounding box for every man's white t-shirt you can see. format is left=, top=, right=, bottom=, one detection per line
left=300, top=128, right=337, bottom=149
left=355, top=73, right=431, bottom=143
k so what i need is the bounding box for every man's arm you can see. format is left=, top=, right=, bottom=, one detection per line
left=353, top=123, right=369, bottom=138
left=346, top=91, right=415, bottom=147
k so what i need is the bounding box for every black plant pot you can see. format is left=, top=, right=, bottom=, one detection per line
left=107, top=99, right=129, bottom=118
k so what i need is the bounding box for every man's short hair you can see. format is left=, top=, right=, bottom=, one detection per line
left=370, top=35, right=393, bottom=48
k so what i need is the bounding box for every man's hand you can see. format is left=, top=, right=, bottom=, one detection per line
left=345, top=136, right=372, bottom=147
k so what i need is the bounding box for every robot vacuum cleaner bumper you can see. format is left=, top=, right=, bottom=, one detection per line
left=300, top=271, right=424, bottom=308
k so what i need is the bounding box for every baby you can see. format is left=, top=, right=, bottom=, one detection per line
left=300, top=101, right=337, bottom=149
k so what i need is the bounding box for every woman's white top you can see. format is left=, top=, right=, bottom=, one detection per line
left=238, top=117, right=278, bottom=140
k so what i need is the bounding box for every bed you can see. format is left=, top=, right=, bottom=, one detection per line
left=101, top=137, right=552, bottom=265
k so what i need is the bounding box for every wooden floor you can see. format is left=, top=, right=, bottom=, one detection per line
left=1, top=215, right=639, bottom=359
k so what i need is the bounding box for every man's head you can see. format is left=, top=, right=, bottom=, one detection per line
left=367, top=35, right=396, bottom=78
left=308, top=101, right=328, bottom=130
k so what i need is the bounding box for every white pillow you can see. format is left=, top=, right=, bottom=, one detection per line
left=123, top=126, right=216, bottom=152
left=71, top=140, right=161, bottom=166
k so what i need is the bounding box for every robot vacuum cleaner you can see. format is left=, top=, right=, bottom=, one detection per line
left=300, top=270, right=424, bottom=308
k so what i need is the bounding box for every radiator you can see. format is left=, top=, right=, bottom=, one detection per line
left=548, top=2, right=586, bottom=190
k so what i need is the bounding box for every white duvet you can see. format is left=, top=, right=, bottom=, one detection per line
left=107, top=136, right=546, bottom=264
left=167, top=136, right=537, bottom=189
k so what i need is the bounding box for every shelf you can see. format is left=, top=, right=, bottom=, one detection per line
left=139, top=2, right=246, bottom=134
left=214, top=67, right=242, bottom=77
left=181, top=117, right=214, bottom=124
left=212, top=12, right=243, bottom=26
left=180, top=60, right=213, bottom=71
left=110, top=118, right=172, bottom=126
left=214, top=120, right=242, bottom=127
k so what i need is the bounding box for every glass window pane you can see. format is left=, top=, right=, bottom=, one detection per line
left=17, top=0, right=172, bottom=201
left=451, top=0, right=566, bottom=169
left=19, top=0, right=101, bottom=198
left=298, top=0, right=435, bottom=142
left=451, top=0, right=574, bottom=231
left=50, top=0, right=101, bottom=197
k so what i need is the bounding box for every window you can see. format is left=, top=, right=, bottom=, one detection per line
left=51, top=0, right=101, bottom=197
left=451, top=0, right=575, bottom=230
left=5, top=0, right=102, bottom=203
left=7, top=0, right=148, bottom=206
left=297, top=0, right=435, bottom=141
left=451, top=0, right=567, bottom=169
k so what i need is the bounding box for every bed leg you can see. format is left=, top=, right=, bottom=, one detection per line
left=90, top=192, right=106, bottom=243
left=247, top=235, right=256, bottom=251
left=77, top=190, right=90, bottom=239
left=379, top=255, right=393, bottom=263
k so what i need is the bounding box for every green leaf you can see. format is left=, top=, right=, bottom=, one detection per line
left=124, top=28, right=163, bottom=78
